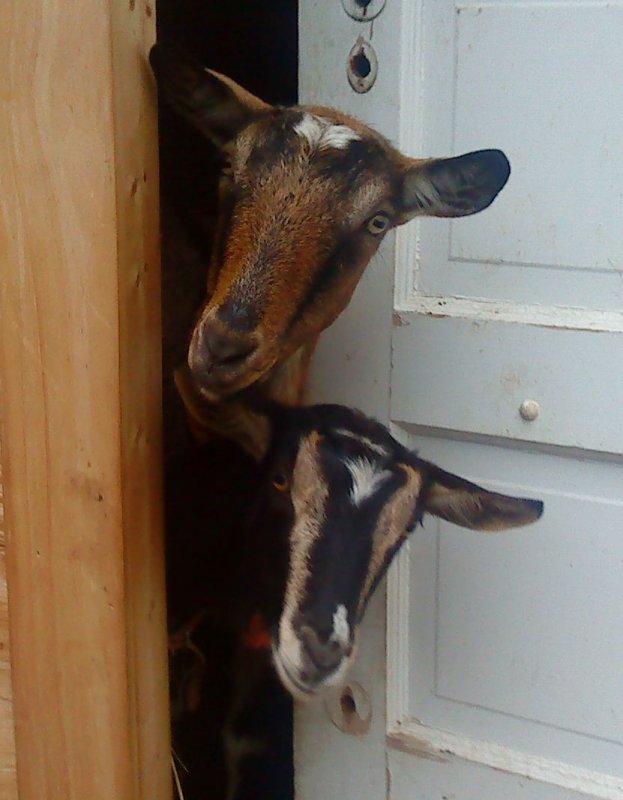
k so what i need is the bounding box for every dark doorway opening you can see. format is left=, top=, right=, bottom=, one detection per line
left=154, top=3, right=298, bottom=799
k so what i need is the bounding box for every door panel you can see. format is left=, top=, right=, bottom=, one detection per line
left=405, top=1, right=623, bottom=312
left=299, top=1, right=623, bottom=798
left=391, top=315, right=623, bottom=454
left=394, top=433, right=623, bottom=777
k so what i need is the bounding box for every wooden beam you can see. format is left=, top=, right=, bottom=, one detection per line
left=0, top=1, right=170, bottom=798
left=0, top=456, right=17, bottom=800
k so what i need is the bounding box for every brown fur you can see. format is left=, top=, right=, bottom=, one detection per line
left=151, top=43, right=511, bottom=427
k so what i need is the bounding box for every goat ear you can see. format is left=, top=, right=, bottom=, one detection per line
left=149, top=43, right=271, bottom=146
left=398, top=149, right=510, bottom=220
left=173, top=367, right=272, bottom=461
left=422, top=465, right=543, bottom=532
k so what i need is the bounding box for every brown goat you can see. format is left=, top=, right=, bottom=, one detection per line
left=151, top=43, right=510, bottom=424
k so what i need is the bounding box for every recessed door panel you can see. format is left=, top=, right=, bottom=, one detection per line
left=407, top=1, right=623, bottom=311
left=399, top=433, right=623, bottom=778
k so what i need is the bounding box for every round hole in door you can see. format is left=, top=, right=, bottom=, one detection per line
left=347, top=37, right=378, bottom=93
left=324, top=681, right=372, bottom=735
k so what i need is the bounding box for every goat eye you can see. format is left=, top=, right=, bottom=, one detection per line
left=271, top=473, right=289, bottom=492
left=221, top=158, right=234, bottom=176
left=365, top=213, right=390, bottom=235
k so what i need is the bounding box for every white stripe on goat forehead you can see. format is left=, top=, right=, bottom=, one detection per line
left=345, top=457, right=392, bottom=506
left=293, top=112, right=361, bottom=150
left=333, top=427, right=389, bottom=457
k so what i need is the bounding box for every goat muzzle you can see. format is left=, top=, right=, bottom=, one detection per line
left=188, top=316, right=263, bottom=397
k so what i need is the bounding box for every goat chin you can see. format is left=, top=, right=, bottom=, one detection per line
left=271, top=646, right=354, bottom=702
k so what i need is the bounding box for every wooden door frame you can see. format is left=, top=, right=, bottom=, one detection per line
left=0, top=2, right=170, bottom=798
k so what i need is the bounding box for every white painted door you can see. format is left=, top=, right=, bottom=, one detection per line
left=298, top=2, right=623, bottom=799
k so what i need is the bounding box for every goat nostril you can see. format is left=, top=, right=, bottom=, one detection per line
left=202, top=327, right=257, bottom=368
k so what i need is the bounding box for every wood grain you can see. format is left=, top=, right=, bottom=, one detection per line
left=0, top=1, right=170, bottom=798
left=0, top=452, right=18, bottom=800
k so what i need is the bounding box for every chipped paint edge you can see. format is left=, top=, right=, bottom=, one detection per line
left=387, top=721, right=623, bottom=799
left=394, top=296, right=623, bottom=334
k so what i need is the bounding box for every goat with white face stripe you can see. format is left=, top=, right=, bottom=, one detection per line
left=150, top=43, right=511, bottom=409
left=179, top=377, right=543, bottom=700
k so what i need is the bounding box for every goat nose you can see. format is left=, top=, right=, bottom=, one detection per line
left=299, top=625, right=346, bottom=673
left=200, top=324, right=258, bottom=369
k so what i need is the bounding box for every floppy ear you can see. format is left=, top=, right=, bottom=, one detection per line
left=149, top=43, right=271, bottom=146
left=422, top=464, right=543, bottom=531
left=398, top=149, right=510, bottom=221
left=174, top=367, right=272, bottom=461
